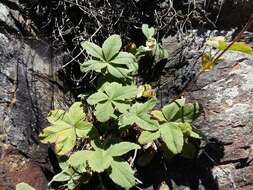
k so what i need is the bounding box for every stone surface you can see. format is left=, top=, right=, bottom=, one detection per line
left=0, top=32, right=72, bottom=189
left=0, top=2, right=72, bottom=189
left=154, top=30, right=253, bottom=190
left=184, top=46, right=253, bottom=189
left=0, top=145, right=48, bottom=190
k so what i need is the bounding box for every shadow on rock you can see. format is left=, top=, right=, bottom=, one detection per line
left=135, top=138, right=224, bottom=190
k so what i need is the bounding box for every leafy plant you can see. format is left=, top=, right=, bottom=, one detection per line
left=80, top=35, right=138, bottom=80
left=119, top=98, right=159, bottom=131
left=87, top=82, right=137, bottom=122
left=134, top=24, right=168, bottom=62
left=68, top=141, right=140, bottom=189
left=33, top=34, right=201, bottom=190
left=40, top=102, right=93, bottom=155
left=139, top=99, right=201, bottom=155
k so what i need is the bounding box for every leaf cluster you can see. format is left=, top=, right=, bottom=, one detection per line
left=19, top=28, right=202, bottom=190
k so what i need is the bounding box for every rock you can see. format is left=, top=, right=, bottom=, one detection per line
left=0, top=145, right=48, bottom=190
left=0, top=32, right=72, bottom=188
left=184, top=43, right=253, bottom=189
left=152, top=30, right=253, bottom=190
left=0, top=2, right=73, bottom=189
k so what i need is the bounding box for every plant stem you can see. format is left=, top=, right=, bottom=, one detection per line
left=177, top=15, right=253, bottom=98
left=98, top=174, right=106, bottom=190
left=212, top=15, right=253, bottom=64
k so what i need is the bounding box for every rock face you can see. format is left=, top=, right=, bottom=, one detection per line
left=186, top=51, right=253, bottom=190
left=0, top=1, right=72, bottom=189
left=147, top=31, right=253, bottom=190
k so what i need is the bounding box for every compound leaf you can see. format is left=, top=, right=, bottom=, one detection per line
left=40, top=102, right=93, bottom=155
left=162, top=98, right=185, bottom=122
left=87, top=82, right=137, bottom=122
left=80, top=60, right=107, bottom=73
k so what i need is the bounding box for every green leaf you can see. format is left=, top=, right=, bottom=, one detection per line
left=87, top=82, right=137, bottom=122
left=150, top=110, right=167, bottom=122
left=51, top=170, right=72, bottom=182
left=181, top=102, right=200, bottom=122
left=87, top=91, right=109, bottom=105
left=107, top=64, right=129, bottom=78
left=160, top=123, right=184, bottom=154
left=40, top=102, right=93, bottom=155
left=111, top=52, right=136, bottom=65
left=119, top=99, right=159, bottom=131
left=105, top=83, right=137, bottom=100
left=162, top=98, right=185, bottom=122
left=88, top=149, right=113, bottom=172
left=172, top=102, right=200, bottom=122
left=178, top=122, right=192, bottom=136
left=108, top=160, right=136, bottom=189
left=80, top=60, right=107, bottom=73
left=95, top=101, right=114, bottom=122
left=138, top=130, right=160, bottom=144
left=190, top=130, right=202, bottom=139
left=82, top=41, right=104, bottom=60
left=107, top=142, right=140, bottom=157
left=206, top=36, right=253, bottom=54
left=47, top=109, right=65, bottom=124
left=102, top=35, right=122, bottom=61
left=68, top=150, right=91, bottom=169
left=136, top=98, right=158, bottom=115
left=142, top=24, right=155, bottom=39
left=80, top=35, right=137, bottom=79
left=16, top=183, right=35, bottom=190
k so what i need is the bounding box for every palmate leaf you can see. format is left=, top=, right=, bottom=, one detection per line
left=119, top=98, right=159, bottom=131
left=138, top=130, right=160, bottom=144
left=80, top=60, right=107, bottom=73
left=87, top=82, right=137, bottom=122
left=80, top=35, right=138, bottom=79
left=107, top=142, right=140, bottom=157
left=49, top=166, right=90, bottom=190
left=40, top=102, right=93, bottom=155
left=16, top=183, right=35, bottom=190
left=68, top=141, right=140, bottom=189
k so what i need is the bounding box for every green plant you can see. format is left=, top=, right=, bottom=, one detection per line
left=80, top=35, right=138, bottom=81
left=134, top=24, right=168, bottom=62
left=87, top=82, right=137, bottom=122
left=17, top=32, right=202, bottom=190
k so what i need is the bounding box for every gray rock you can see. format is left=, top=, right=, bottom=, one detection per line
left=0, top=1, right=73, bottom=189
left=184, top=40, right=253, bottom=189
